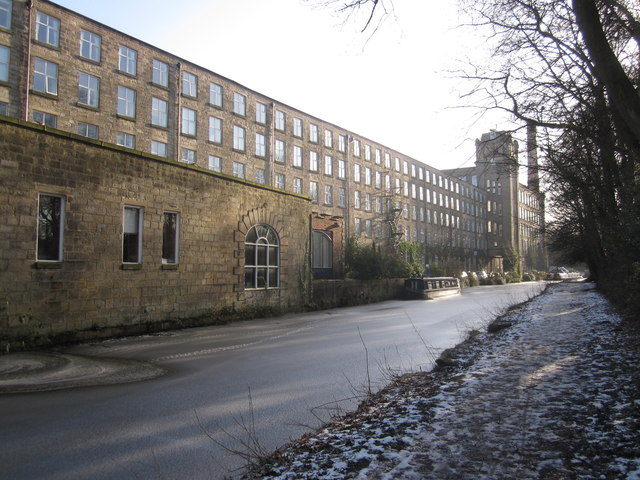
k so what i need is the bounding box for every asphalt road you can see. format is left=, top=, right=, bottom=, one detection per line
left=0, top=282, right=546, bottom=480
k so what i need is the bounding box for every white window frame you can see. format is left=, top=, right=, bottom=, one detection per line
left=208, top=116, right=222, bottom=143
left=181, top=148, right=196, bottom=164
left=233, top=92, right=246, bottom=116
left=181, top=107, right=196, bottom=135
left=36, top=12, right=59, bottom=47
left=118, top=45, right=137, bottom=75
left=182, top=71, right=197, bottom=97
left=210, top=83, right=223, bottom=106
left=233, top=125, right=246, bottom=151
left=80, top=30, right=101, bottom=62
left=33, top=58, right=57, bottom=95
left=116, top=132, right=135, bottom=149
left=255, top=133, right=266, bottom=157
left=293, top=117, right=302, bottom=137
left=117, top=86, right=136, bottom=117
left=0, top=0, right=11, bottom=29
left=77, top=122, right=98, bottom=139
left=208, top=155, right=221, bottom=172
left=122, top=205, right=143, bottom=264
left=151, top=97, right=168, bottom=127
left=152, top=59, right=168, bottom=87
left=275, top=110, right=285, bottom=131
left=275, top=139, right=285, bottom=163
left=0, top=45, right=8, bottom=82
left=232, top=161, right=245, bottom=179
left=255, top=102, right=267, bottom=123
left=78, top=72, right=99, bottom=107
left=151, top=140, right=167, bottom=157
left=293, top=145, right=302, bottom=167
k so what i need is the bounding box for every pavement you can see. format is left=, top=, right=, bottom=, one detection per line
left=0, top=350, right=165, bottom=394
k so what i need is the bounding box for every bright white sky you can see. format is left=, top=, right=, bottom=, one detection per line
left=53, top=0, right=510, bottom=171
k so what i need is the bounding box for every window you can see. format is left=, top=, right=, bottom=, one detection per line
left=77, top=122, right=98, bottom=139
left=233, top=92, right=246, bottom=115
left=151, top=140, right=167, bottom=157
left=181, top=148, right=196, bottom=164
left=37, top=193, right=64, bottom=261
left=275, top=110, right=285, bottom=131
left=275, top=139, right=285, bottom=163
left=338, top=188, right=346, bottom=207
left=162, top=212, right=179, bottom=264
left=33, top=110, right=56, bottom=127
left=233, top=125, right=245, bottom=151
left=354, top=164, right=361, bottom=183
left=118, top=46, right=137, bottom=75
left=204, top=83, right=222, bottom=108
left=245, top=224, right=279, bottom=289
left=338, top=135, right=346, bottom=153
left=312, top=231, right=333, bottom=271
left=0, top=0, right=11, bottom=29
left=324, top=129, right=333, bottom=148
left=117, top=86, right=136, bottom=117
left=293, top=178, right=302, bottom=194
left=116, top=132, right=135, bottom=149
left=309, top=124, right=318, bottom=143
left=78, top=73, right=99, bottom=107
left=354, top=191, right=361, bottom=209
left=33, top=58, right=57, bottom=95
left=338, top=159, right=346, bottom=179
left=324, top=185, right=333, bottom=205
left=152, top=59, right=168, bottom=87
left=293, top=118, right=302, bottom=137
left=309, top=151, right=318, bottom=171
left=123, top=206, right=143, bottom=264
left=324, top=155, right=332, bottom=176
left=209, top=116, right=222, bottom=143
left=375, top=148, right=381, bottom=164
left=365, top=167, right=371, bottom=185
left=151, top=97, right=168, bottom=127
left=309, top=181, right=318, bottom=202
left=353, top=139, right=360, bottom=156
left=365, top=193, right=371, bottom=211
left=255, top=168, right=266, bottom=184
left=275, top=173, right=285, bottom=190
left=365, top=144, right=371, bottom=161
left=181, top=107, right=196, bottom=135
left=255, top=102, right=266, bottom=123
left=79, top=30, right=101, bottom=61
left=293, top=145, right=302, bottom=167
left=385, top=153, right=391, bottom=168
left=233, top=161, right=245, bottom=179
left=36, top=12, right=59, bottom=47
left=208, top=155, right=221, bottom=172
left=0, top=45, right=9, bottom=82
left=182, top=71, right=197, bottom=97
left=403, top=160, right=409, bottom=175
left=255, top=133, right=266, bottom=157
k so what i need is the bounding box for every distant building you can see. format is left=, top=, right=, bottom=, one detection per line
left=0, top=0, right=545, bottom=339
left=443, top=126, right=546, bottom=273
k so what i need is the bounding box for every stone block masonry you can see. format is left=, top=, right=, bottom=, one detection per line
left=0, top=117, right=312, bottom=341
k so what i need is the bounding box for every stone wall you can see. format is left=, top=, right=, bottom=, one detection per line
left=312, top=278, right=405, bottom=309
left=0, top=118, right=312, bottom=341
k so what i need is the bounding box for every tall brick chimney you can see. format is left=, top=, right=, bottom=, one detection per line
left=527, top=122, right=540, bottom=191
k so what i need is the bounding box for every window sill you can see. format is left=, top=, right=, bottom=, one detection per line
left=30, top=90, right=58, bottom=100
left=121, top=263, right=142, bottom=270
left=76, top=102, right=100, bottom=112
left=161, top=263, right=179, bottom=270
left=78, top=56, right=101, bottom=66
left=116, top=114, right=136, bottom=122
left=33, top=261, right=62, bottom=269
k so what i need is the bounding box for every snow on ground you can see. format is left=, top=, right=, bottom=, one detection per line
left=245, top=282, right=640, bottom=479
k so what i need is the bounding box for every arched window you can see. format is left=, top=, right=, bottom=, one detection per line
left=312, top=230, right=333, bottom=279
left=245, top=224, right=279, bottom=289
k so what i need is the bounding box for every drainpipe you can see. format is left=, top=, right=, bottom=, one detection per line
left=269, top=102, right=275, bottom=186
left=24, top=0, right=33, bottom=121
left=176, top=62, right=181, bottom=162
left=344, top=134, right=352, bottom=239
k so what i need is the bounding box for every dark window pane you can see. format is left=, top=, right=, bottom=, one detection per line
left=37, top=194, right=62, bottom=261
